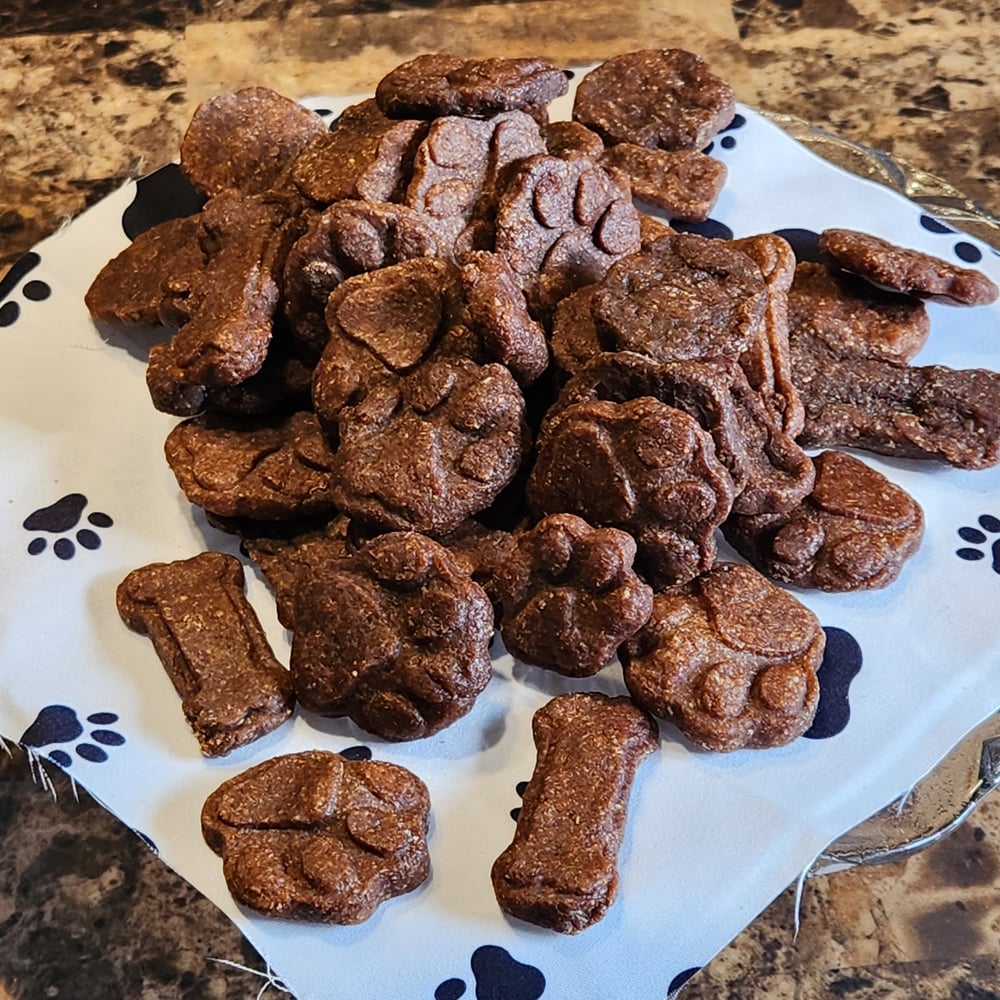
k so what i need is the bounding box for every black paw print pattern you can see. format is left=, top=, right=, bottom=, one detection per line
left=121, top=162, right=204, bottom=241
left=772, top=227, right=823, bottom=263
left=20, top=705, right=125, bottom=766
left=670, top=217, right=734, bottom=240
left=338, top=744, right=373, bottom=761
left=701, top=111, right=747, bottom=155
left=918, top=213, right=985, bottom=265
left=509, top=780, right=529, bottom=821
left=435, top=945, right=545, bottom=1000
left=956, top=514, right=1000, bottom=574
left=0, top=251, right=52, bottom=328
left=803, top=626, right=863, bottom=740
left=667, top=967, right=702, bottom=998
left=23, top=493, right=113, bottom=559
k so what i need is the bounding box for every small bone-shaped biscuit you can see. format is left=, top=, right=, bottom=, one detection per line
left=491, top=692, right=657, bottom=933
left=117, top=551, right=294, bottom=756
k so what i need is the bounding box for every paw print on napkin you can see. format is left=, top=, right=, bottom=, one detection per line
left=435, top=945, right=545, bottom=1000
left=803, top=626, right=863, bottom=740
left=20, top=705, right=125, bottom=766
left=956, top=514, right=1000, bottom=574
left=23, top=492, right=114, bottom=559
left=0, top=251, right=51, bottom=328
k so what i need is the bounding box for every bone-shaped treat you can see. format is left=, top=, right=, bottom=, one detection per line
left=491, top=692, right=657, bottom=933
left=117, top=551, right=294, bottom=756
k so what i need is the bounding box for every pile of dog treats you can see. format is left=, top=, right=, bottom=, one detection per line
left=89, top=50, right=1000, bottom=933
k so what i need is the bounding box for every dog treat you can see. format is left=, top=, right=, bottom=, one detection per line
left=621, top=562, right=823, bottom=751
left=724, top=449, right=924, bottom=591
left=405, top=110, right=546, bottom=256
left=494, top=152, right=641, bottom=316
left=819, top=228, right=999, bottom=306
left=201, top=750, right=430, bottom=922
left=554, top=351, right=814, bottom=515
left=180, top=87, right=326, bottom=197
left=573, top=49, right=735, bottom=151
left=496, top=514, right=653, bottom=676
left=542, top=119, right=606, bottom=160
left=527, top=395, right=735, bottom=587
left=332, top=357, right=529, bottom=535
left=85, top=215, right=205, bottom=327
left=283, top=200, right=445, bottom=360
left=164, top=409, right=338, bottom=520
left=117, top=551, right=294, bottom=756
left=292, top=99, right=428, bottom=205
left=788, top=261, right=930, bottom=365
left=376, top=53, right=568, bottom=119
left=549, top=284, right=605, bottom=377
left=791, top=347, right=1000, bottom=469
left=589, top=232, right=767, bottom=370
left=290, top=532, right=494, bottom=740
left=491, top=692, right=657, bottom=933
left=435, top=517, right=518, bottom=613
left=730, top=233, right=804, bottom=436
left=599, top=144, right=726, bottom=221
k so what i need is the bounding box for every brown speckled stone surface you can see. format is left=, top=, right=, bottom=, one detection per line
left=2, top=3, right=999, bottom=997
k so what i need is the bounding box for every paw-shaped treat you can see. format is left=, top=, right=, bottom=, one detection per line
left=180, top=87, right=326, bottom=197
left=572, top=49, right=735, bottom=151
left=495, top=514, right=653, bottom=676
left=542, top=120, right=606, bottom=160
left=491, top=692, right=657, bottom=933
left=599, top=144, right=726, bottom=222
left=723, top=449, right=924, bottom=591
left=788, top=261, right=930, bottom=365
left=818, top=228, right=999, bottom=306
left=292, top=98, right=428, bottom=205
left=201, top=750, right=430, bottom=922
left=283, top=199, right=445, bottom=361
left=527, top=396, right=734, bottom=588
left=621, top=562, right=823, bottom=751
left=375, top=54, right=568, bottom=119
left=405, top=110, right=546, bottom=256
left=332, top=357, right=529, bottom=536
left=117, top=551, right=294, bottom=757
left=495, top=153, right=640, bottom=316
left=588, top=232, right=767, bottom=370
left=290, top=532, right=494, bottom=740
left=164, top=410, right=338, bottom=520
left=553, top=351, right=814, bottom=517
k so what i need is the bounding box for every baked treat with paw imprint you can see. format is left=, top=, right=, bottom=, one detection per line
left=621, top=562, right=824, bottom=752
left=495, top=513, right=653, bottom=676
left=290, top=531, right=494, bottom=740
left=202, top=750, right=430, bottom=922
left=723, top=449, right=924, bottom=591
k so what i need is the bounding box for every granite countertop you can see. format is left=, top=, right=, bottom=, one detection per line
left=2, top=1, right=1000, bottom=997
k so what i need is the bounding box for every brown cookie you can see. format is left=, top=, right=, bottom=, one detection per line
left=599, top=144, right=726, bottom=221
left=292, top=99, right=428, bottom=205
left=164, top=409, right=338, bottom=520
left=527, top=395, right=735, bottom=588
left=494, top=153, right=640, bottom=316
left=572, top=49, right=735, bottom=151
left=730, top=233, right=804, bottom=436
left=621, top=562, right=823, bottom=752
left=491, top=692, right=657, bottom=933
left=85, top=215, right=205, bottom=327
left=788, top=261, right=931, bottom=365
left=405, top=110, right=546, bottom=256
left=435, top=517, right=518, bottom=614
left=723, top=450, right=924, bottom=591
left=290, top=532, right=494, bottom=740
left=202, top=750, right=430, bottom=922
left=495, top=514, right=653, bottom=676
left=180, top=87, right=326, bottom=197
left=549, top=284, right=604, bottom=377
left=332, top=357, right=529, bottom=536
left=819, top=228, right=999, bottom=306
left=376, top=54, right=568, bottom=119
left=117, top=551, right=294, bottom=756
left=588, top=232, right=767, bottom=370
left=554, top=351, right=814, bottom=516
left=283, top=200, right=445, bottom=361
left=791, top=341, right=1000, bottom=470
